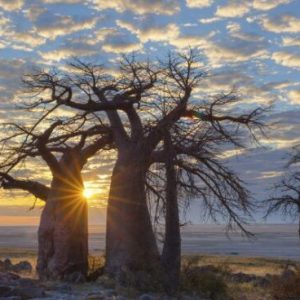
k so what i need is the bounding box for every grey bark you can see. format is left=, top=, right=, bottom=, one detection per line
left=37, top=149, right=88, bottom=280
left=105, top=150, right=160, bottom=278
left=161, top=133, right=181, bottom=295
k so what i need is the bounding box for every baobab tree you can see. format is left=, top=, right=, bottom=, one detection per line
left=147, top=95, right=265, bottom=294
left=265, top=146, right=300, bottom=239
left=0, top=115, right=112, bottom=279
left=21, top=51, right=267, bottom=286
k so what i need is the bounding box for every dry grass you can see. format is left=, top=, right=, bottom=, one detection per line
left=183, top=255, right=298, bottom=276
left=2, top=248, right=300, bottom=299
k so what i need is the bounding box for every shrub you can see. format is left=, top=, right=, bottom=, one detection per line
left=181, top=256, right=229, bottom=300
left=269, top=268, right=300, bottom=300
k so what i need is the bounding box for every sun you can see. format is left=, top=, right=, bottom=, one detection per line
left=82, top=188, right=94, bottom=199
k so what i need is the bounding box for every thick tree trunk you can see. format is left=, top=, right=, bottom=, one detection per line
left=105, top=152, right=160, bottom=279
left=298, top=212, right=300, bottom=242
left=161, top=135, right=181, bottom=295
left=37, top=151, right=88, bottom=280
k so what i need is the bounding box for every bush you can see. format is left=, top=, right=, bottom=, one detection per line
left=181, top=256, right=229, bottom=300
left=269, top=268, right=300, bottom=300
left=87, top=255, right=105, bottom=281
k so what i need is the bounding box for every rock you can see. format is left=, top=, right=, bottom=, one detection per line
left=230, top=272, right=257, bottom=283
left=281, top=269, right=295, bottom=280
left=0, top=286, right=13, bottom=297
left=65, top=272, right=86, bottom=283
left=17, top=278, right=39, bottom=287
left=12, top=261, right=32, bottom=273
left=3, top=260, right=12, bottom=271
left=85, top=294, right=105, bottom=300
left=0, top=272, right=20, bottom=284
left=55, top=283, right=73, bottom=293
left=181, top=296, right=209, bottom=300
left=139, top=294, right=156, bottom=300
left=0, top=285, right=45, bottom=299
left=102, top=289, right=116, bottom=297
left=116, top=296, right=128, bottom=300
left=15, top=286, right=45, bottom=299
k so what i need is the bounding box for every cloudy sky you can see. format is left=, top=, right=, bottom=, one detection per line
left=0, top=0, right=299, bottom=225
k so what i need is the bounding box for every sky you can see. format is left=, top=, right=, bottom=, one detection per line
left=0, top=0, right=300, bottom=225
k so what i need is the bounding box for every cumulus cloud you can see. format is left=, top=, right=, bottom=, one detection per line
left=3, top=30, right=46, bottom=50
left=91, top=0, right=180, bottom=15
left=282, top=37, right=300, bottom=47
left=0, top=59, right=29, bottom=102
left=0, top=12, right=9, bottom=26
left=0, top=0, right=24, bottom=11
left=288, top=90, right=300, bottom=104
left=216, top=1, right=250, bottom=18
left=34, top=14, right=97, bottom=40
left=42, top=0, right=82, bottom=3
left=23, top=5, right=47, bottom=21
left=117, top=20, right=180, bottom=43
left=38, top=43, right=98, bottom=62
left=202, top=39, right=268, bottom=67
left=199, top=17, right=222, bottom=23
left=185, top=0, right=213, bottom=8
left=170, top=31, right=216, bottom=49
left=227, top=22, right=264, bottom=42
left=272, top=51, right=300, bottom=69
left=252, top=0, right=291, bottom=11
left=102, top=41, right=142, bottom=53
left=260, top=14, right=300, bottom=33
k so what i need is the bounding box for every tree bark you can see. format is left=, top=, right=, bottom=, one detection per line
left=298, top=208, right=300, bottom=242
left=105, top=151, right=160, bottom=279
left=161, top=134, right=181, bottom=295
left=37, top=150, right=88, bottom=280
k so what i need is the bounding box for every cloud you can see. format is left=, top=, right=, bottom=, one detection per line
left=0, top=12, right=10, bottom=26
left=23, top=5, right=47, bottom=21
left=272, top=51, right=300, bottom=69
left=199, top=17, right=222, bottom=23
left=34, top=14, right=97, bottom=40
left=252, top=0, right=291, bottom=11
left=3, top=30, right=46, bottom=50
left=202, top=39, right=269, bottom=67
left=227, top=22, right=264, bottom=42
left=39, top=48, right=94, bottom=62
left=170, top=32, right=215, bottom=49
left=38, top=43, right=98, bottom=62
left=288, top=90, right=300, bottom=105
left=282, top=37, right=300, bottom=47
left=186, top=0, right=213, bottom=8
left=260, top=14, right=300, bottom=33
left=102, top=40, right=142, bottom=53
left=91, top=0, right=180, bottom=15
left=42, top=0, right=82, bottom=3
left=0, top=0, right=24, bottom=11
left=0, top=59, right=30, bottom=102
left=117, top=20, right=180, bottom=43
left=215, top=1, right=250, bottom=18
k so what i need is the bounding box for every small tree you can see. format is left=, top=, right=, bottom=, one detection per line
left=265, top=147, right=300, bottom=239
left=0, top=115, right=112, bottom=279
left=148, top=93, right=265, bottom=294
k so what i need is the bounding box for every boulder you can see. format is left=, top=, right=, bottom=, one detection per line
left=65, top=271, right=86, bottom=283
left=0, top=272, right=20, bottom=284
left=3, top=260, right=12, bottom=271
left=12, top=261, right=32, bottom=273
left=14, top=286, right=45, bottom=299
left=0, top=286, right=13, bottom=297
left=230, top=272, right=257, bottom=283
left=139, top=294, right=156, bottom=300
